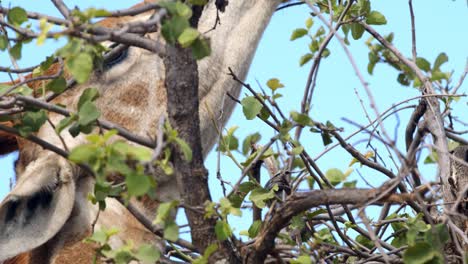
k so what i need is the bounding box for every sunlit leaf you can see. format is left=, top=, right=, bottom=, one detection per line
left=67, top=53, right=93, bottom=84
left=178, top=28, right=200, bottom=48
left=241, top=96, right=262, bottom=120
left=134, top=244, right=161, bottom=264
left=266, top=78, right=285, bottom=91
left=215, top=220, right=232, bottom=241
left=46, top=76, right=67, bottom=93
left=433, top=52, right=448, bottom=71
left=164, top=222, right=179, bottom=242
left=366, top=11, right=387, bottom=25
left=351, top=23, right=364, bottom=40
left=7, top=7, right=28, bottom=26
left=299, top=53, right=313, bottom=66
left=290, top=28, right=308, bottom=41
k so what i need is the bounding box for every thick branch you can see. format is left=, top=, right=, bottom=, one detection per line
left=244, top=186, right=419, bottom=263
left=163, top=45, right=217, bottom=253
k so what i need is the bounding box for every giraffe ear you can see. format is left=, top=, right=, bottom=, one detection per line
left=0, top=122, right=18, bottom=155
left=0, top=159, right=76, bottom=261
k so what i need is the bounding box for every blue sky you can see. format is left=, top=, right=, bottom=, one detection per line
left=0, top=0, right=467, bottom=237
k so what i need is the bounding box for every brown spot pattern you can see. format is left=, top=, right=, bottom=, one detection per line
left=117, top=83, right=149, bottom=107
left=102, top=111, right=136, bottom=132
left=53, top=241, right=98, bottom=264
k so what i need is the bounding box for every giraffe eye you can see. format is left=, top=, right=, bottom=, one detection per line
left=104, top=44, right=129, bottom=68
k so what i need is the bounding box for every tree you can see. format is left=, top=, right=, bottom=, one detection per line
left=0, top=0, right=466, bottom=263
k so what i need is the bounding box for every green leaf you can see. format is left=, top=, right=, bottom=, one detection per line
left=17, top=110, right=47, bottom=136
left=46, top=76, right=67, bottom=93
left=241, top=96, right=262, bottom=120
left=403, top=242, right=439, bottom=264
left=397, top=73, right=411, bottom=86
left=69, top=144, right=96, bottom=163
left=178, top=28, right=200, bottom=48
left=291, top=111, right=313, bottom=126
left=416, top=57, right=431, bottom=72
left=135, top=244, right=160, bottom=264
left=430, top=71, right=449, bottom=82
left=158, top=1, right=176, bottom=13
left=83, top=8, right=111, bottom=18
left=290, top=28, right=308, bottom=41
left=110, top=250, right=134, bottom=264
left=86, top=229, right=108, bottom=244
left=0, top=34, right=8, bottom=51
left=164, top=222, right=179, bottom=242
left=219, top=126, right=239, bottom=152
left=325, top=168, right=346, bottom=186
left=154, top=202, right=175, bottom=225
left=191, top=38, right=211, bottom=60
left=189, top=0, right=208, bottom=5
left=321, top=132, right=333, bottom=146
left=291, top=146, right=304, bottom=155
left=425, top=224, right=449, bottom=250
left=343, top=180, right=357, bottom=188
left=433, top=53, right=448, bottom=71
left=0, top=83, right=32, bottom=96
left=215, top=220, right=232, bottom=241
left=259, top=107, right=270, bottom=121
left=309, top=40, right=319, bottom=52
left=291, top=255, right=312, bottom=264
left=351, top=23, right=364, bottom=40
left=7, top=7, right=28, bottom=26
left=366, top=11, right=387, bottom=25
left=249, top=187, right=276, bottom=208
left=175, top=1, right=192, bottom=18
left=313, top=228, right=334, bottom=244
left=78, top=88, right=99, bottom=110
left=202, top=244, right=218, bottom=259
left=193, top=244, right=218, bottom=264
left=161, top=16, right=190, bottom=44
left=305, top=18, right=314, bottom=29
left=9, top=43, right=22, bottom=60
left=424, top=150, right=438, bottom=164
left=125, top=145, right=152, bottom=162
left=37, top=18, right=53, bottom=46
left=299, top=53, right=313, bottom=66
left=228, top=181, right=256, bottom=208
left=321, top=48, right=330, bottom=58
left=242, top=133, right=261, bottom=155
left=391, top=233, right=407, bottom=248
left=356, top=235, right=374, bottom=250
left=315, top=26, right=325, bottom=37
left=368, top=52, right=379, bottom=74
left=174, top=137, right=192, bottom=161
left=40, top=56, right=56, bottom=71
left=219, top=197, right=241, bottom=217
left=67, top=53, right=93, bottom=84
left=266, top=78, right=284, bottom=91
left=55, top=115, right=77, bottom=133
left=357, top=0, right=371, bottom=15
left=126, top=172, right=151, bottom=197
left=78, top=101, right=100, bottom=126
left=290, top=215, right=305, bottom=230
left=248, top=220, right=262, bottom=238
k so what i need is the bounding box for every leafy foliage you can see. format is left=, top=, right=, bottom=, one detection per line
left=0, top=0, right=464, bottom=263
left=86, top=228, right=160, bottom=264
left=160, top=0, right=211, bottom=59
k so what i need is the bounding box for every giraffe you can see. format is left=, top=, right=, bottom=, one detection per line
left=0, top=0, right=284, bottom=262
